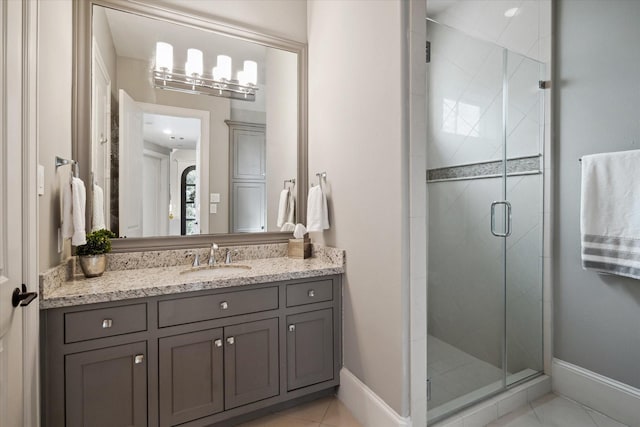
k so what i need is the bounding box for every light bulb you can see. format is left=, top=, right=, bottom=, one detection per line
left=237, top=70, right=249, bottom=86
left=217, top=55, right=232, bottom=80
left=212, top=66, right=222, bottom=81
left=155, top=42, right=173, bottom=72
left=185, top=48, right=203, bottom=76
left=243, top=60, right=258, bottom=85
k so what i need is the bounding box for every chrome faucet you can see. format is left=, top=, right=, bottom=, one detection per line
left=187, top=252, right=200, bottom=268
left=225, top=249, right=238, bottom=265
left=209, top=243, right=219, bottom=267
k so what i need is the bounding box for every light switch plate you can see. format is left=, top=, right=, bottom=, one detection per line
left=209, top=203, right=217, bottom=214
left=210, top=193, right=221, bottom=203
left=37, top=164, right=45, bottom=196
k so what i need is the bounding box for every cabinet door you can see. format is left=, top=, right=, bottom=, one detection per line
left=65, top=342, right=147, bottom=427
left=287, top=309, right=334, bottom=391
left=231, top=182, right=266, bottom=233
left=224, top=318, right=279, bottom=409
left=159, top=328, right=224, bottom=426
left=231, top=128, right=266, bottom=180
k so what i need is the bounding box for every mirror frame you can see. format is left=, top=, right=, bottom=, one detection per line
left=73, top=0, right=308, bottom=252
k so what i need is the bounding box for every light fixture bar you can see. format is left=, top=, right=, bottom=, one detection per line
left=152, top=69, right=258, bottom=101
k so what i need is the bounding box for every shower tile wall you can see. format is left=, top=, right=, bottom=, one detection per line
left=427, top=21, right=544, bottom=374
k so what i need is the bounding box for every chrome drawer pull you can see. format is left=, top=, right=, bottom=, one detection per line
left=134, top=354, right=144, bottom=364
left=102, top=319, right=113, bottom=329
left=214, top=339, right=223, bottom=348
left=308, top=290, right=315, bottom=297
left=289, top=324, right=296, bottom=332
left=227, top=337, right=235, bottom=345
left=220, top=301, right=229, bottom=310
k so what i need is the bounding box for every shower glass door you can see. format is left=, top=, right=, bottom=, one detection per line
left=426, top=20, right=544, bottom=424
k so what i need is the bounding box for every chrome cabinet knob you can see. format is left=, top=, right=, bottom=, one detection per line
left=134, top=354, right=144, bottom=364
left=308, top=290, right=315, bottom=297
left=220, top=301, right=229, bottom=310
left=227, top=337, right=235, bottom=345
left=214, top=339, right=223, bottom=348
left=102, top=319, right=113, bottom=329
left=289, top=325, right=296, bottom=332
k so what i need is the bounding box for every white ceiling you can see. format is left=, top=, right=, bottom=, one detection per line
left=143, top=113, right=200, bottom=150
left=102, top=6, right=267, bottom=83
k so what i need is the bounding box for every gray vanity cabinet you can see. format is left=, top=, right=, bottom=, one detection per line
left=65, top=341, right=147, bottom=427
left=42, top=275, right=341, bottom=427
left=224, top=318, right=279, bottom=409
left=287, top=309, right=334, bottom=391
left=159, top=329, right=224, bottom=427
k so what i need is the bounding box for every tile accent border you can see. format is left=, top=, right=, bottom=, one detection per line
left=427, top=155, right=542, bottom=183
left=338, top=368, right=411, bottom=427
left=552, top=358, right=640, bottom=427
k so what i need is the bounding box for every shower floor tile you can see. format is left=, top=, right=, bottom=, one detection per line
left=428, top=335, right=504, bottom=410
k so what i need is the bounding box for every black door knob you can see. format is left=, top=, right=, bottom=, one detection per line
left=12, top=284, right=38, bottom=307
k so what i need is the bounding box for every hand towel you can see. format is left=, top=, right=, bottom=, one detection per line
left=71, top=177, right=87, bottom=246
left=280, top=222, right=295, bottom=232
left=276, top=189, right=295, bottom=227
left=581, top=150, right=640, bottom=279
left=92, top=183, right=106, bottom=231
left=306, top=185, right=329, bottom=232
left=286, top=190, right=295, bottom=224
left=61, top=180, right=74, bottom=240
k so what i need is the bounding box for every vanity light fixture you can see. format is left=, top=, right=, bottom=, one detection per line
left=152, top=42, right=258, bottom=101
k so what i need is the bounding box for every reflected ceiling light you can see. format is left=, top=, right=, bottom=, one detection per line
left=163, top=129, right=172, bottom=135
left=153, top=46, right=257, bottom=102
left=504, top=7, right=520, bottom=17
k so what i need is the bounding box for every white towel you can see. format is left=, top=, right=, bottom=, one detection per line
left=61, top=180, right=74, bottom=240
left=280, top=222, right=295, bottom=232
left=92, top=183, right=106, bottom=231
left=71, top=177, right=87, bottom=246
left=276, top=189, right=295, bottom=227
left=306, top=185, right=329, bottom=232
left=581, top=150, right=640, bottom=279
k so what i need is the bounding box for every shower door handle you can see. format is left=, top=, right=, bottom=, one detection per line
left=490, top=201, right=512, bottom=237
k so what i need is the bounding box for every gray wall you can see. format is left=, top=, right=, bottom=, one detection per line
left=554, top=0, right=640, bottom=389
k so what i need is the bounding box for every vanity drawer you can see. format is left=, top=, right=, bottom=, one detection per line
left=286, top=279, right=333, bottom=307
left=158, top=287, right=279, bottom=327
left=64, top=303, right=147, bottom=343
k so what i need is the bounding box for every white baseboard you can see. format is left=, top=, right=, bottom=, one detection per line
left=337, top=368, right=411, bottom=427
left=552, top=358, right=640, bottom=427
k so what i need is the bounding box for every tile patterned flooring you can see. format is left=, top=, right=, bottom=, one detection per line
left=236, top=392, right=627, bottom=427
left=237, top=396, right=363, bottom=427
left=488, top=393, right=629, bottom=427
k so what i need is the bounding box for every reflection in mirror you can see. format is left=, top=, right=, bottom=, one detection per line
left=91, top=5, right=298, bottom=238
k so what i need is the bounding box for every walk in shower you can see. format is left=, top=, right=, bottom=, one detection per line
left=426, top=19, right=546, bottom=423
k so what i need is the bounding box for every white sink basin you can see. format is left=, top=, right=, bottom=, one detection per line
left=180, top=264, right=251, bottom=278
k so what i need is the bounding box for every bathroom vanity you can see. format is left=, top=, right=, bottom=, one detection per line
left=40, top=246, right=343, bottom=427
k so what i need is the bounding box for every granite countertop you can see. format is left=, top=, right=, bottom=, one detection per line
left=39, top=244, right=345, bottom=309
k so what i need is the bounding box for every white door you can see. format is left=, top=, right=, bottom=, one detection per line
left=92, top=39, right=111, bottom=230
left=142, top=151, right=170, bottom=237
left=1, top=1, right=36, bottom=425
left=119, top=89, right=144, bottom=238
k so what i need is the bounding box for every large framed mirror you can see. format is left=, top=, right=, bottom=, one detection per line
left=73, top=0, right=307, bottom=251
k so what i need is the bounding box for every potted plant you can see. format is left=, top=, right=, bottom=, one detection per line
left=76, top=229, right=116, bottom=278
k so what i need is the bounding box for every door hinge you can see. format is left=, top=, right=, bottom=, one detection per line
left=427, top=378, right=432, bottom=401
left=426, top=41, right=431, bottom=64
left=538, top=80, right=551, bottom=89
